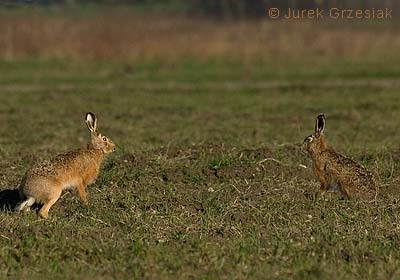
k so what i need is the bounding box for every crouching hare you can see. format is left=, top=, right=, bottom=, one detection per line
left=15, top=112, right=115, bottom=218
left=303, top=113, right=378, bottom=201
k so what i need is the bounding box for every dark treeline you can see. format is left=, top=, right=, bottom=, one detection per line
left=1, top=0, right=398, bottom=18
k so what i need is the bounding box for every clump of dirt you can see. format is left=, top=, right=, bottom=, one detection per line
left=113, top=152, right=148, bottom=168
left=239, top=147, right=274, bottom=161
left=213, top=163, right=269, bottom=180
left=154, top=143, right=234, bottom=161
left=282, top=143, right=306, bottom=158
left=384, top=149, right=400, bottom=162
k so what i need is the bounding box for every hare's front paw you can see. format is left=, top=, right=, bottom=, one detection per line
left=82, top=199, right=89, bottom=207
left=39, top=209, right=49, bottom=219
left=77, top=187, right=88, bottom=205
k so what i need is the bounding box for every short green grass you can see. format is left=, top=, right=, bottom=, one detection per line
left=1, top=57, right=400, bottom=279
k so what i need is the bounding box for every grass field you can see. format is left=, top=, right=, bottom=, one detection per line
left=1, top=7, right=400, bottom=280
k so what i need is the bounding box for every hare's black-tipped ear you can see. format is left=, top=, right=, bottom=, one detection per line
left=85, top=112, right=97, bottom=133
left=315, top=113, right=325, bottom=134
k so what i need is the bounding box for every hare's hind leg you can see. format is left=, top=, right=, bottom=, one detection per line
left=39, top=190, right=62, bottom=219
left=15, top=197, right=35, bottom=212
left=336, top=180, right=350, bottom=200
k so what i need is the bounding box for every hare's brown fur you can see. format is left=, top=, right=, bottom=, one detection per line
left=304, top=114, right=378, bottom=201
left=16, top=112, right=115, bottom=218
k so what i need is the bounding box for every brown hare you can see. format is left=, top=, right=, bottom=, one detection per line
left=303, top=113, right=378, bottom=201
left=15, top=112, right=115, bottom=218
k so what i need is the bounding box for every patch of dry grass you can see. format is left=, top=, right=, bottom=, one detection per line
left=0, top=7, right=399, bottom=60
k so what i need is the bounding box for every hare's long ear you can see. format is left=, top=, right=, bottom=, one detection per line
left=85, top=112, right=97, bottom=134
left=315, top=113, right=325, bottom=134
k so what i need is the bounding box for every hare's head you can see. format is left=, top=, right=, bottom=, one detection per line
left=303, top=113, right=327, bottom=154
left=86, top=112, right=115, bottom=154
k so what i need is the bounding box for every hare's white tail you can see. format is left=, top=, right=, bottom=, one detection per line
left=15, top=197, right=35, bottom=212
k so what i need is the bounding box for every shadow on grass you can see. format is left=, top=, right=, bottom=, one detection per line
left=0, top=189, right=20, bottom=211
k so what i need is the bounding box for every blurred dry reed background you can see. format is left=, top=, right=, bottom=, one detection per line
left=0, top=7, right=399, bottom=61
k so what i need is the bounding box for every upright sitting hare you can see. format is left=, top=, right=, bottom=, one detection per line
left=303, top=113, right=378, bottom=201
left=15, top=112, right=115, bottom=218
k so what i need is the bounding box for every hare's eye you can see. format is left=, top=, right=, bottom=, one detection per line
left=308, top=137, right=313, bottom=142
left=102, top=137, right=107, bottom=141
